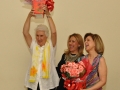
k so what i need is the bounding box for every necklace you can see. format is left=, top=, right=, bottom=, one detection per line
left=65, top=54, right=79, bottom=62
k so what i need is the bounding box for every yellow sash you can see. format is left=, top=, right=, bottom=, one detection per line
left=29, top=40, right=50, bottom=82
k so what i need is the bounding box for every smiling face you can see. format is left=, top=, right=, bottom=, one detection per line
left=84, top=36, right=95, bottom=52
left=36, top=30, right=47, bottom=46
left=68, top=36, right=80, bottom=54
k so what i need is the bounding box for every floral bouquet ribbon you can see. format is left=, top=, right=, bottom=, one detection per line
left=64, top=78, right=86, bottom=90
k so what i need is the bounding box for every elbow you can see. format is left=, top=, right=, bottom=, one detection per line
left=23, top=31, right=26, bottom=37
left=23, top=31, right=25, bottom=35
left=22, top=28, right=25, bottom=35
left=101, top=79, right=107, bottom=86
left=23, top=30, right=28, bottom=37
left=51, top=32, right=57, bottom=38
left=23, top=27, right=29, bottom=36
left=52, top=31, right=57, bottom=34
left=103, top=80, right=107, bottom=86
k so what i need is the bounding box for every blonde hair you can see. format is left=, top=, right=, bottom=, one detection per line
left=35, top=24, right=49, bottom=37
left=84, top=33, right=104, bottom=55
left=65, top=33, right=84, bottom=56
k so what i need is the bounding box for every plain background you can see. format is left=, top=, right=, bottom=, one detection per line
left=0, top=0, right=120, bottom=90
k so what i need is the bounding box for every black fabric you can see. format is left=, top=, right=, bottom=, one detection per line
left=56, top=53, right=84, bottom=90
left=56, top=54, right=66, bottom=78
left=28, top=83, right=40, bottom=90
left=56, top=54, right=66, bottom=90
left=28, top=88, right=32, bottom=90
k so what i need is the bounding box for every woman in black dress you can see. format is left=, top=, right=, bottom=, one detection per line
left=56, top=33, right=84, bottom=90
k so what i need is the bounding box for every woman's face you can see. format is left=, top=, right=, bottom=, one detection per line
left=68, top=36, right=80, bottom=54
left=84, top=36, right=95, bottom=52
left=36, top=30, right=47, bottom=46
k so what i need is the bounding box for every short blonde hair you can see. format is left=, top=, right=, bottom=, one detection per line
left=65, top=33, right=84, bottom=57
left=35, top=24, right=49, bottom=37
left=84, top=33, right=104, bottom=55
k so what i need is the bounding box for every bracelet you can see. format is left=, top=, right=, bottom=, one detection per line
left=46, top=14, right=51, bottom=18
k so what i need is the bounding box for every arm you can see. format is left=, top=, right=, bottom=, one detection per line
left=23, top=10, right=34, bottom=47
left=43, top=5, right=57, bottom=47
left=82, top=57, right=107, bottom=90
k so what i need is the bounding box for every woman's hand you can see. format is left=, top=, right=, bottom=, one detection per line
left=42, top=5, right=50, bottom=15
left=28, top=9, right=36, bottom=17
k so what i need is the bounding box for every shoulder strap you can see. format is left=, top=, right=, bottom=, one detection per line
left=92, top=54, right=102, bottom=67
left=93, top=54, right=102, bottom=77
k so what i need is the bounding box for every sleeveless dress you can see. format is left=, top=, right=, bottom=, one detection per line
left=85, top=54, right=102, bottom=90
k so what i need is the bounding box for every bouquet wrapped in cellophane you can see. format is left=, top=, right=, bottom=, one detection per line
left=60, top=58, right=93, bottom=90
left=23, top=0, right=54, bottom=15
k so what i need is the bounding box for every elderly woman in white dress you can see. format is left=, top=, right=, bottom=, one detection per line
left=23, top=5, right=59, bottom=90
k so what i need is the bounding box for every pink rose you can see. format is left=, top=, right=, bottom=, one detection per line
left=72, top=63, right=79, bottom=69
left=67, top=62, right=73, bottom=67
left=78, top=65, right=84, bottom=72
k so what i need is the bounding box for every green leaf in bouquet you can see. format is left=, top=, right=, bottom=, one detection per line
left=65, top=72, right=71, bottom=79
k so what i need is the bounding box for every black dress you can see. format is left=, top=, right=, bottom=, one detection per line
left=56, top=53, right=84, bottom=90
left=56, top=54, right=66, bottom=90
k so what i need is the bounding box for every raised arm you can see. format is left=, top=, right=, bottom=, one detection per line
left=23, top=10, right=34, bottom=47
left=43, top=5, right=57, bottom=47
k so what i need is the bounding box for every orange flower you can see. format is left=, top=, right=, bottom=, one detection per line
left=42, top=62, right=46, bottom=71
left=30, top=66, right=37, bottom=76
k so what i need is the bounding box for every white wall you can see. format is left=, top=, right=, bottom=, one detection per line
left=0, top=0, right=120, bottom=90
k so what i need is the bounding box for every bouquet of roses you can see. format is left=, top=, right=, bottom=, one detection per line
left=60, top=59, right=92, bottom=90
